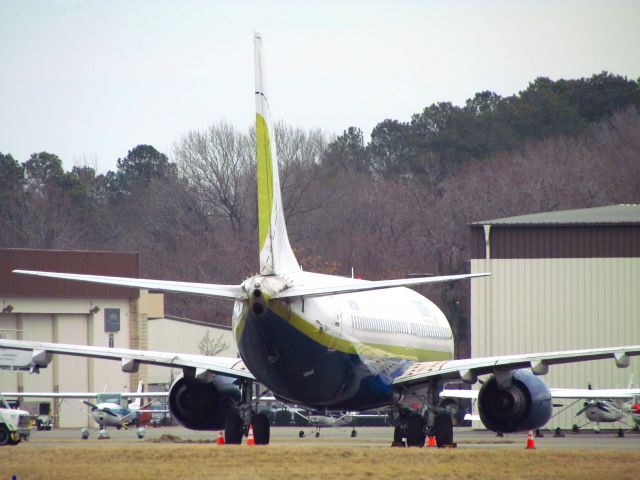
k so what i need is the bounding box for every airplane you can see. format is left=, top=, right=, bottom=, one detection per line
left=1, top=381, right=168, bottom=439
left=1, top=32, right=640, bottom=448
left=277, top=404, right=384, bottom=438
left=552, top=385, right=640, bottom=432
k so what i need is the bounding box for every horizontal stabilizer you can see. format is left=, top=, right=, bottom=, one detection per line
left=13, top=270, right=246, bottom=300
left=273, top=273, right=490, bottom=299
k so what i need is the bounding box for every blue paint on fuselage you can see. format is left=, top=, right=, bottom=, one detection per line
left=238, top=307, right=405, bottom=410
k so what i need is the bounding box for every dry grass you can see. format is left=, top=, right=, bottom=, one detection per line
left=1, top=445, right=640, bottom=480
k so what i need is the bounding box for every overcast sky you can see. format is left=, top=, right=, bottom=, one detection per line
left=1, top=0, right=639, bottom=173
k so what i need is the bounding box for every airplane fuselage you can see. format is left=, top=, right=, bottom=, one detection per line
left=233, top=272, right=453, bottom=410
left=584, top=401, right=625, bottom=423
left=89, top=402, right=134, bottom=428
left=90, top=402, right=137, bottom=428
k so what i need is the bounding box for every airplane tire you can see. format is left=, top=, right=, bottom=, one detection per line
left=435, top=414, right=453, bottom=447
left=224, top=413, right=244, bottom=445
left=299, top=430, right=305, bottom=438
left=253, top=412, right=270, bottom=445
left=315, top=431, right=320, bottom=438
left=406, top=413, right=426, bottom=447
left=392, top=426, right=405, bottom=447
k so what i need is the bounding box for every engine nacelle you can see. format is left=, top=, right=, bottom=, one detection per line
left=478, top=369, right=552, bottom=433
left=168, top=374, right=241, bottom=430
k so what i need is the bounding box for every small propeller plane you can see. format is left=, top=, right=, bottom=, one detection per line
left=283, top=406, right=384, bottom=438
left=551, top=384, right=640, bottom=432
left=1, top=381, right=167, bottom=439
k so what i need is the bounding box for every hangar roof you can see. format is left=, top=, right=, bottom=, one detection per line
left=473, top=204, right=640, bottom=226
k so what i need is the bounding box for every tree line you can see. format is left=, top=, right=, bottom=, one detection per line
left=1, top=72, right=639, bottom=357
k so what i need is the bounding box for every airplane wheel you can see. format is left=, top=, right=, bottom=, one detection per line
left=406, top=413, right=426, bottom=447
left=224, top=413, right=244, bottom=445
left=441, top=399, right=465, bottom=426
left=435, top=414, right=453, bottom=447
left=315, top=431, right=320, bottom=438
left=253, top=412, right=270, bottom=445
left=299, top=430, right=305, bottom=438
left=36, top=419, right=43, bottom=431
left=351, top=429, right=357, bottom=438
left=392, top=426, right=405, bottom=447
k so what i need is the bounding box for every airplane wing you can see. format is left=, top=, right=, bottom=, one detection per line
left=547, top=388, right=640, bottom=399
left=0, top=339, right=255, bottom=381
left=441, top=387, right=640, bottom=401
left=0, top=391, right=168, bottom=399
left=12, top=270, right=246, bottom=300
left=394, top=345, right=640, bottom=388
left=273, top=273, right=490, bottom=299
left=0, top=392, right=99, bottom=399
left=122, top=392, right=169, bottom=399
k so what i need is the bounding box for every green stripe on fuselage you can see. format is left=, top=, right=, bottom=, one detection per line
left=236, top=299, right=452, bottom=362
left=256, top=113, right=273, bottom=252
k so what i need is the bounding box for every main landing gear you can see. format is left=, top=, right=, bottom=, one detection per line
left=391, top=412, right=453, bottom=448
left=390, top=382, right=457, bottom=448
left=223, top=381, right=271, bottom=445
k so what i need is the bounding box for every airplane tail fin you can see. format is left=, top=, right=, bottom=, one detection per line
left=130, top=380, right=143, bottom=409
left=254, top=32, right=301, bottom=276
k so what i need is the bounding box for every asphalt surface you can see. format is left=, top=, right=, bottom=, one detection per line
left=20, top=425, right=640, bottom=450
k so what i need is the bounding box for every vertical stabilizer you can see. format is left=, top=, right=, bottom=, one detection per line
left=130, top=380, right=143, bottom=409
left=254, top=32, right=301, bottom=275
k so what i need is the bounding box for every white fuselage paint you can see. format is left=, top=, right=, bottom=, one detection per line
left=90, top=402, right=139, bottom=428
left=236, top=271, right=454, bottom=361
left=584, top=400, right=626, bottom=423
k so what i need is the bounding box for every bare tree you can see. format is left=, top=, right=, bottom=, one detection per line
left=198, top=330, right=229, bottom=356
left=174, top=121, right=254, bottom=235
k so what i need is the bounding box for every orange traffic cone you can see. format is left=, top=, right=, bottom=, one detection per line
left=525, top=430, right=535, bottom=449
left=247, top=424, right=255, bottom=446
left=426, top=435, right=436, bottom=447
left=216, top=431, right=225, bottom=445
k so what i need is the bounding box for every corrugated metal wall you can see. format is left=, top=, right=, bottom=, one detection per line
left=471, top=257, right=640, bottom=429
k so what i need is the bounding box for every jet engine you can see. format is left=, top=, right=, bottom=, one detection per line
left=478, top=369, right=552, bottom=433
left=168, top=374, right=241, bottom=430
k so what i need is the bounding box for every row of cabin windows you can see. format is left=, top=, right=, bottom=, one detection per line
left=351, top=315, right=451, bottom=339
